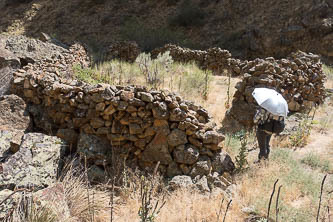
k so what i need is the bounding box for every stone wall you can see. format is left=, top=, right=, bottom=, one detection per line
left=105, top=41, right=140, bottom=63
left=10, top=63, right=234, bottom=180
left=151, top=44, right=232, bottom=75
left=222, top=51, right=326, bottom=131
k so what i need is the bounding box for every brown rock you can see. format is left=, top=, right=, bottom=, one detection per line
left=167, top=129, right=188, bottom=147
left=141, top=132, right=173, bottom=165
left=0, top=95, right=31, bottom=131
left=90, top=118, right=105, bottom=128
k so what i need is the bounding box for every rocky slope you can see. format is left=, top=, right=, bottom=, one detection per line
left=0, top=0, right=333, bottom=62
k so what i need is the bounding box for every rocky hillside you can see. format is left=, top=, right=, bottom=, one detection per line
left=1, top=0, right=333, bottom=61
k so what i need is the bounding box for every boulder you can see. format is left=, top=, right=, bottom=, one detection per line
left=141, top=132, right=173, bottom=165
left=0, top=133, right=65, bottom=190
left=169, top=175, right=193, bottom=188
left=0, top=48, right=20, bottom=96
left=0, top=94, right=31, bottom=131
left=211, top=150, right=235, bottom=174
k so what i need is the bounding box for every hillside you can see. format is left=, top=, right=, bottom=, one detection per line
left=1, top=0, right=333, bottom=61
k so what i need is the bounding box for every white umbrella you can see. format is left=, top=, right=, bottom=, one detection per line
left=252, top=88, right=289, bottom=117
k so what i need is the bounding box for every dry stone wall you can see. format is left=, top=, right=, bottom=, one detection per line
left=222, top=51, right=326, bottom=131
left=105, top=41, right=140, bottom=63
left=103, top=42, right=327, bottom=131
left=151, top=44, right=232, bottom=75
left=10, top=64, right=235, bottom=179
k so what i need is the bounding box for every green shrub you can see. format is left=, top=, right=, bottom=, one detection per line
left=301, top=153, right=333, bottom=173
left=169, top=0, right=206, bottom=27
left=178, top=62, right=212, bottom=97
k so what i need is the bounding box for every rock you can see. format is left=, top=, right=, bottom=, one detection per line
left=141, top=92, right=154, bottom=102
left=0, top=94, right=31, bottom=131
left=77, top=133, right=110, bottom=165
left=141, top=132, right=173, bottom=165
left=211, top=150, right=235, bottom=174
left=0, top=189, right=20, bottom=220
left=167, top=129, right=188, bottom=147
left=129, top=123, right=143, bottom=134
left=56, top=128, right=78, bottom=147
left=173, top=144, right=199, bottom=165
left=0, top=48, right=20, bottom=96
left=0, top=133, right=65, bottom=190
left=190, top=156, right=212, bottom=177
left=169, top=175, right=193, bottom=188
left=194, top=175, right=210, bottom=192
left=90, top=117, right=105, bottom=128
left=169, top=108, right=187, bottom=122
left=202, top=131, right=225, bottom=144
left=34, top=183, right=71, bottom=221
left=166, top=161, right=182, bottom=177
left=152, top=101, right=169, bottom=120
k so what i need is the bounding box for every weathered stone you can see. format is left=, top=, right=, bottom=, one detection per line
left=103, top=104, right=116, bottom=115
left=152, top=101, right=169, bottom=120
left=190, top=156, right=212, bottom=177
left=211, top=150, right=235, bottom=174
left=167, top=129, right=188, bottom=147
left=34, top=183, right=71, bottom=221
left=194, top=175, right=210, bottom=192
left=141, top=132, right=173, bottom=164
left=153, top=119, right=170, bottom=135
left=202, top=131, right=225, bottom=144
left=173, top=144, right=199, bottom=165
left=90, top=117, right=105, bottom=128
left=188, top=136, right=203, bottom=148
left=0, top=133, right=65, bottom=190
left=166, top=162, right=182, bottom=177
left=0, top=95, right=31, bottom=131
left=87, top=165, right=105, bottom=183
left=141, top=92, right=154, bottom=102
left=120, top=91, right=134, bottom=101
left=77, top=133, right=110, bottom=165
left=170, top=108, right=187, bottom=122
left=129, top=123, right=143, bottom=134
left=56, top=128, right=78, bottom=146
left=169, top=175, right=193, bottom=188
left=96, top=102, right=106, bottom=111
left=0, top=189, right=20, bottom=220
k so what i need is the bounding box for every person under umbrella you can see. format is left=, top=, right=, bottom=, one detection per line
left=252, top=88, right=288, bottom=161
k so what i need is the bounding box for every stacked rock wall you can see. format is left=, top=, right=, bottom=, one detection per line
left=105, top=41, right=141, bottom=63
left=222, top=51, right=326, bottom=131
left=10, top=63, right=234, bottom=179
left=151, top=44, right=232, bottom=75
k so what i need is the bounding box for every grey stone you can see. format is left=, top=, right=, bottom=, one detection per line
left=169, top=175, right=193, bottom=188
left=0, top=133, right=65, bottom=190
left=77, top=133, right=110, bottom=165
left=190, top=156, right=212, bottom=177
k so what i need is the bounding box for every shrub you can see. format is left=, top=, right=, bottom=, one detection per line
left=169, top=0, right=206, bottom=27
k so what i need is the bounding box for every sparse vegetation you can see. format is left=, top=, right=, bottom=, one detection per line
left=72, top=52, right=212, bottom=101
left=288, top=113, right=314, bottom=148
left=301, top=153, right=333, bottom=173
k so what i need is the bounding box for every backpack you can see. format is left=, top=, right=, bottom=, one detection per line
left=272, top=117, right=285, bottom=134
